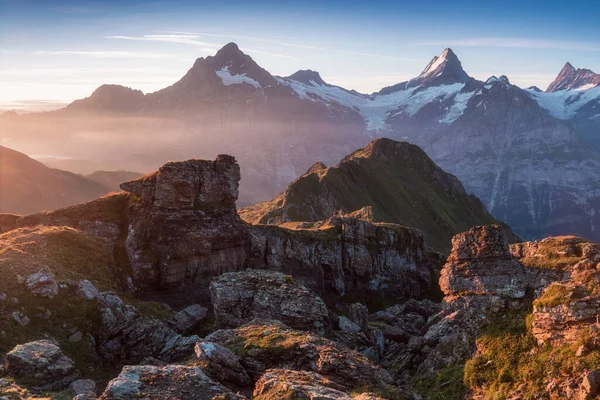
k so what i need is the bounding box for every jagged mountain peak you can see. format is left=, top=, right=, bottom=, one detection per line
left=419, top=47, right=469, bottom=82
left=547, top=62, right=600, bottom=92
left=287, top=70, right=327, bottom=86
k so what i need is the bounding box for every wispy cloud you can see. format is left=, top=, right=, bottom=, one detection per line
left=104, top=34, right=296, bottom=59
left=410, top=38, right=600, bottom=52
left=158, top=31, right=415, bottom=61
left=50, top=6, right=97, bottom=14
left=105, top=34, right=220, bottom=51
left=33, top=50, right=171, bottom=58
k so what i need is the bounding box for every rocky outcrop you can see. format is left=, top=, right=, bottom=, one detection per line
left=120, top=155, right=250, bottom=294
left=5, top=340, right=79, bottom=391
left=204, top=319, right=394, bottom=389
left=210, top=270, right=330, bottom=333
left=441, top=225, right=564, bottom=298
left=98, top=364, right=248, bottom=400
left=115, top=155, right=437, bottom=305
left=249, top=217, right=433, bottom=300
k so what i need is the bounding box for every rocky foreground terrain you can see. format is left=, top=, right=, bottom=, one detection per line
left=2, top=150, right=600, bottom=399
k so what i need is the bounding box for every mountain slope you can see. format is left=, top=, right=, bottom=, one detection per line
left=0, top=146, right=111, bottom=214
left=86, top=170, right=142, bottom=192
left=240, top=138, right=509, bottom=252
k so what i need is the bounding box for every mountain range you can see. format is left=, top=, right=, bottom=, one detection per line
left=1, top=43, right=599, bottom=241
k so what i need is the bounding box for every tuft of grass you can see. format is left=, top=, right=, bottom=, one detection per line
left=413, top=364, right=466, bottom=400
left=533, top=283, right=572, bottom=308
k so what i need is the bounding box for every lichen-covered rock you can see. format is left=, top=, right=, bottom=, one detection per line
left=95, top=292, right=199, bottom=364
left=205, top=319, right=393, bottom=389
left=24, top=267, right=59, bottom=298
left=210, top=270, right=330, bottom=333
left=173, top=304, right=207, bottom=334
left=120, top=155, right=250, bottom=292
left=253, top=369, right=352, bottom=400
left=98, top=365, right=247, bottom=400
left=194, top=342, right=252, bottom=390
left=6, top=340, right=79, bottom=390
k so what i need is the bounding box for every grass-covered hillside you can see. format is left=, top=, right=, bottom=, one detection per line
left=241, top=138, right=511, bottom=252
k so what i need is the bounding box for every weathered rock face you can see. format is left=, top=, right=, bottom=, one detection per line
left=5, top=340, right=79, bottom=391
left=120, top=155, right=251, bottom=293
left=95, top=292, right=199, bottom=364
left=441, top=225, right=564, bottom=298
left=248, top=217, right=433, bottom=300
left=98, top=364, right=248, bottom=400
left=210, top=270, right=330, bottom=333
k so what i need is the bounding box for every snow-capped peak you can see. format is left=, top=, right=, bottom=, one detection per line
left=415, top=48, right=470, bottom=86
left=547, top=62, right=600, bottom=92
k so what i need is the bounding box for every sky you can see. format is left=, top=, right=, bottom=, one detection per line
left=1, top=0, right=600, bottom=111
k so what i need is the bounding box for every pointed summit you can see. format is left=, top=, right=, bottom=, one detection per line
left=195, top=42, right=277, bottom=87
left=411, top=48, right=470, bottom=88
left=547, top=62, right=600, bottom=92
left=287, top=70, right=327, bottom=86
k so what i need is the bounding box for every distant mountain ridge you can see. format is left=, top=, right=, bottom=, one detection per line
left=3, top=43, right=600, bottom=242
left=0, top=146, right=110, bottom=214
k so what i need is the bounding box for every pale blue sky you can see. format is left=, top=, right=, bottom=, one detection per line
left=1, top=0, right=599, bottom=110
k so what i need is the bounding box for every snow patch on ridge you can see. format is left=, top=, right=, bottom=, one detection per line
left=278, top=76, right=469, bottom=131
left=216, top=66, right=261, bottom=88
left=526, top=85, right=600, bottom=120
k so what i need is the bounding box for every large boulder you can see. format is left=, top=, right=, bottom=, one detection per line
left=210, top=270, right=330, bottom=333
left=98, top=365, right=248, bottom=399
left=5, top=340, right=79, bottom=390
